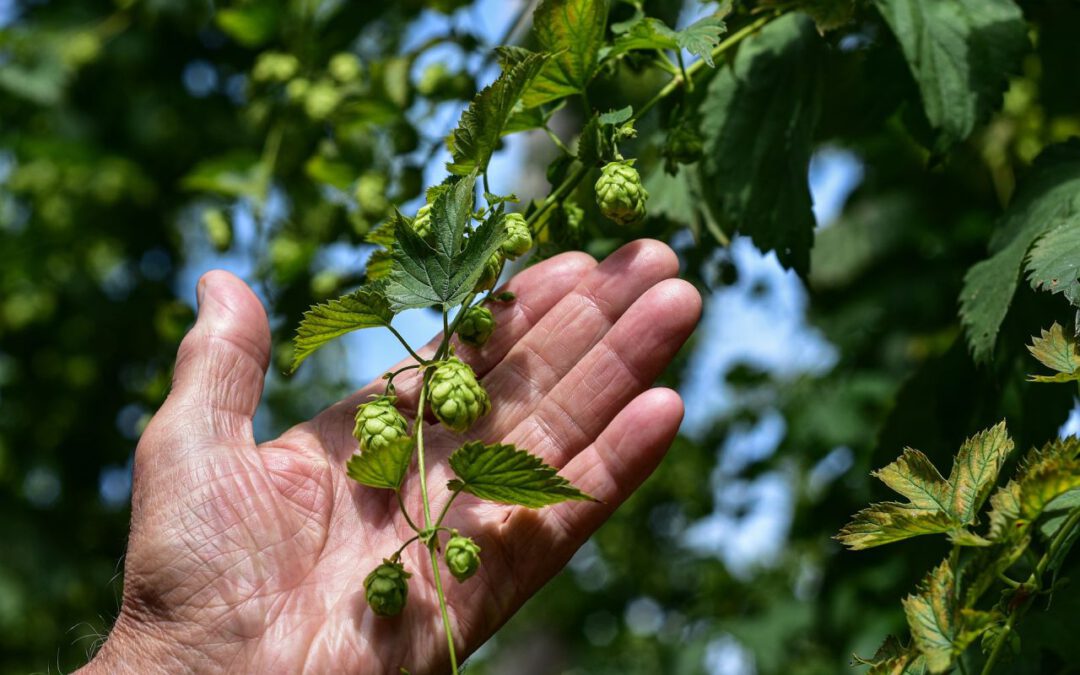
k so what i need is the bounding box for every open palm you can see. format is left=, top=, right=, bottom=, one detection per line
left=83, top=240, right=700, bottom=675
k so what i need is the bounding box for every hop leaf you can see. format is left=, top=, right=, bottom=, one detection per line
left=447, top=441, right=594, bottom=507
left=291, top=285, right=394, bottom=373
left=444, top=533, right=481, bottom=582
left=457, top=306, right=496, bottom=347
left=1027, top=322, right=1080, bottom=383
left=595, top=161, right=648, bottom=226
left=427, top=357, right=491, bottom=432
left=363, top=560, right=410, bottom=617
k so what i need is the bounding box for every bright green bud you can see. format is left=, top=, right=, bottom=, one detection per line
left=353, top=396, right=409, bottom=453
left=304, top=80, right=342, bottom=120
left=253, top=51, right=299, bottom=83
left=445, top=534, right=481, bottom=582
left=427, top=357, right=490, bottom=432
left=328, top=52, right=363, bottom=83
left=595, top=161, right=648, bottom=226
left=473, top=252, right=502, bottom=293
left=413, top=203, right=433, bottom=238
left=500, top=212, right=532, bottom=260
left=457, top=306, right=496, bottom=347
left=364, top=560, right=410, bottom=616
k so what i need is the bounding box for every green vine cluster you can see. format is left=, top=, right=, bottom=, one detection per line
left=839, top=323, right=1080, bottom=674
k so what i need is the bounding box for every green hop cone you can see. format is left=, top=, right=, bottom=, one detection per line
left=595, top=161, right=648, bottom=226
left=664, top=126, right=703, bottom=171
left=457, top=306, right=496, bottom=347
left=444, top=534, right=481, bottom=582
left=412, top=202, right=433, bottom=238
left=499, top=212, right=532, bottom=260
left=426, top=357, right=490, bottom=432
left=473, top=252, right=502, bottom=293
left=352, top=396, right=409, bottom=453
left=363, top=560, right=410, bottom=617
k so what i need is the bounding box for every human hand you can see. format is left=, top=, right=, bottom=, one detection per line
left=80, top=240, right=700, bottom=674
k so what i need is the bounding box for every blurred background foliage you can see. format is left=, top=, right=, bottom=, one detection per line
left=2, top=0, right=1080, bottom=673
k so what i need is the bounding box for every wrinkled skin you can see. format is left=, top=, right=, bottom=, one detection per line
left=81, top=240, right=700, bottom=675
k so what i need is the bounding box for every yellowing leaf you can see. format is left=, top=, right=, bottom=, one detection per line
left=902, top=561, right=955, bottom=673
left=836, top=503, right=956, bottom=550
left=946, top=421, right=1014, bottom=524
left=1027, top=322, right=1080, bottom=382
left=986, top=480, right=1022, bottom=542
left=872, top=448, right=950, bottom=512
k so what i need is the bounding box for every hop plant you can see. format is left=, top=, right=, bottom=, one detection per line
left=473, top=252, right=502, bottom=293
left=457, top=306, right=496, bottom=347
left=353, top=396, right=408, bottom=453
left=595, top=161, right=648, bottom=226
left=444, top=534, right=481, bottom=582
left=413, top=202, right=433, bottom=238
left=328, top=52, right=363, bottom=83
left=426, top=357, right=490, bottom=432
left=252, top=51, right=299, bottom=83
left=664, top=126, right=704, bottom=172
left=363, top=560, right=410, bottom=617
left=500, top=213, right=532, bottom=260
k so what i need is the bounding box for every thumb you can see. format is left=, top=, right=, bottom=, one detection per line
left=160, top=270, right=271, bottom=444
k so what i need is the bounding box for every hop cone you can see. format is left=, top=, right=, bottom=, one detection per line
left=500, top=212, right=532, bottom=260
left=445, top=534, right=481, bottom=582
left=353, top=396, right=408, bottom=453
left=364, top=560, right=410, bottom=617
left=457, top=306, right=496, bottom=347
left=427, top=357, right=490, bottom=432
left=595, top=161, right=648, bottom=226
left=413, top=202, right=433, bottom=238
left=473, top=252, right=502, bottom=293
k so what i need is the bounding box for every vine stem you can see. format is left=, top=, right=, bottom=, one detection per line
left=979, top=506, right=1080, bottom=675
left=410, top=313, right=461, bottom=675
left=388, top=325, right=428, bottom=364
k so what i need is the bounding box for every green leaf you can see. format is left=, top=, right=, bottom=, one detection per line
left=1027, top=220, right=1080, bottom=302
left=383, top=175, right=506, bottom=310
left=447, top=51, right=549, bottom=176
left=698, top=12, right=822, bottom=275
left=181, top=151, right=267, bottom=199
left=872, top=448, right=951, bottom=512
left=365, top=249, right=394, bottom=281
left=873, top=0, right=1027, bottom=147
left=1039, top=488, right=1080, bottom=540
left=836, top=503, right=957, bottom=550
left=1018, top=456, right=1080, bottom=520
left=291, top=285, right=394, bottom=372
left=960, top=141, right=1080, bottom=361
left=946, top=421, right=1014, bottom=524
left=954, top=609, right=1002, bottom=654
left=853, top=635, right=926, bottom=675
left=215, top=1, right=280, bottom=48
left=1028, top=322, right=1080, bottom=382
left=676, top=16, right=727, bottom=67
left=447, top=442, right=594, bottom=508
left=345, top=436, right=413, bottom=491
left=607, top=17, right=679, bottom=60
left=522, top=0, right=609, bottom=108
left=986, top=480, right=1022, bottom=541
left=902, top=561, right=955, bottom=673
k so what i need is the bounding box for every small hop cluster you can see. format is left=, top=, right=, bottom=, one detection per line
left=364, top=560, right=410, bottom=617
left=457, top=306, right=496, bottom=347
left=445, top=533, right=481, bottom=582
left=664, top=126, right=704, bottom=172
left=353, top=396, right=409, bottom=453
left=500, top=212, right=532, bottom=260
left=412, top=202, right=433, bottom=239
left=473, top=252, right=502, bottom=293
left=595, top=161, right=648, bottom=226
left=427, top=357, right=490, bottom=432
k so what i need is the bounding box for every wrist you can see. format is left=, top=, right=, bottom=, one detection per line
left=77, top=611, right=205, bottom=675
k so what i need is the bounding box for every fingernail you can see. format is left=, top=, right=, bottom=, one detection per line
left=196, top=277, right=208, bottom=309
